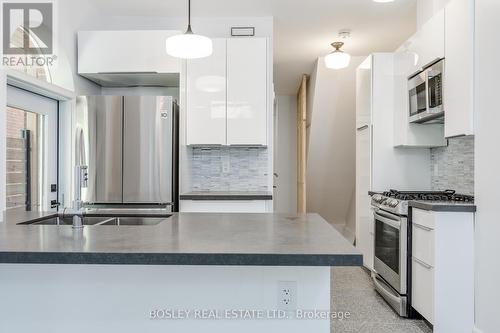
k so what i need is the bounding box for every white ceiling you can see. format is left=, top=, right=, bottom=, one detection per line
left=87, top=0, right=417, bottom=94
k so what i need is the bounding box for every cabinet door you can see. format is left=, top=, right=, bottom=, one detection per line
left=405, top=9, right=445, bottom=75
left=227, top=38, right=268, bottom=145
left=186, top=38, right=227, bottom=145
left=444, top=0, right=474, bottom=137
left=412, top=257, right=434, bottom=324
left=180, top=200, right=268, bottom=213
left=356, top=126, right=373, bottom=270
left=356, top=56, right=372, bottom=127
left=78, top=31, right=181, bottom=74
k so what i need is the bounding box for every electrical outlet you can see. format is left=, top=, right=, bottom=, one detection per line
left=277, top=281, right=297, bottom=311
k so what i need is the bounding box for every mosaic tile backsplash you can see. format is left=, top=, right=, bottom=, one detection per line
left=190, top=147, right=269, bottom=192
left=430, top=136, right=474, bottom=195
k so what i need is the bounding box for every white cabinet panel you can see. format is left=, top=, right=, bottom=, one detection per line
left=180, top=200, right=269, bottom=213
left=227, top=38, right=267, bottom=145
left=186, top=39, right=227, bottom=145
left=444, top=0, right=474, bottom=138
left=412, top=222, right=435, bottom=267
left=405, top=9, right=445, bottom=76
left=356, top=56, right=372, bottom=127
left=78, top=31, right=181, bottom=74
left=355, top=124, right=373, bottom=270
left=412, top=257, right=434, bottom=324
left=411, top=208, right=474, bottom=331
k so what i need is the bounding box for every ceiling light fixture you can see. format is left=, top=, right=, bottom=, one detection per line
left=373, top=0, right=395, bottom=3
left=324, top=41, right=351, bottom=70
left=166, top=0, right=213, bottom=59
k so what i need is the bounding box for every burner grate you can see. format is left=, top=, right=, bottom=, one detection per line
left=382, top=190, right=474, bottom=203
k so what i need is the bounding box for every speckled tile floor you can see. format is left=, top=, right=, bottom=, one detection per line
left=330, top=267, right=432, bottom=333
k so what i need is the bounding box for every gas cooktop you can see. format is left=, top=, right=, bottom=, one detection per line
left=371, top=190, right=474, bottom=215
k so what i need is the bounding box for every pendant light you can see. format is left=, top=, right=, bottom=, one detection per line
left=166, top=0, right=213, bottom=59
left=324, top=42, right=351, bottom=70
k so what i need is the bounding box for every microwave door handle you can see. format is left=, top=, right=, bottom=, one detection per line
left=425, top=69, right=432, bottom=110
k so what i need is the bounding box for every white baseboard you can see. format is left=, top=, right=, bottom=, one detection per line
left=473, top=327, right=484, bottom=333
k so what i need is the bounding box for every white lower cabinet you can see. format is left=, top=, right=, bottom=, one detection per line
left=412, top=257, right=434, bottom=323
left=411, top=213, right=435, bottom=324
left=411, top=208, right=474, bottom=333
left=180, top=200, right=270, bottom=213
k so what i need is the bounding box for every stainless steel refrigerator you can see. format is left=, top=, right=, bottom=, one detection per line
left=76, top=95, right=179, bottom=211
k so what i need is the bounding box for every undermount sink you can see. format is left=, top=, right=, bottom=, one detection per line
left=18, top=216, right=170, bottom=226
left=100, top=217, right=166, bottom=226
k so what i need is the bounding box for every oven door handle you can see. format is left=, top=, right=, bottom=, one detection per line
left=372, top=274, right=401, bottom=304
left=374, top=211, right=401, bottom=230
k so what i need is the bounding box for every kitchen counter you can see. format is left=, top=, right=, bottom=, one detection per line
left=0, top=211, right=361, bottom=266
left=409, top=200, right=476, bottom=212
left=180, top=191, right=273, bottom=200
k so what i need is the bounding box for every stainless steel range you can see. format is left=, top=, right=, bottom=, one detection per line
left=370, top=190, right=474, bottom=317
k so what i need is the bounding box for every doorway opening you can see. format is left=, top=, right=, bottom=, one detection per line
left=5, top=107, right=44, bottom=211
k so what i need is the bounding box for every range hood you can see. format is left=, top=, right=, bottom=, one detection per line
left=80, top=72, right=180, bottom=88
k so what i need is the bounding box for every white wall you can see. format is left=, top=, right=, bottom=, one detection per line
left=274, top=95, right=297, bottom=214
left=474, top=1, right=500, bottom=332
left=305, top=56, right=363, bottom=229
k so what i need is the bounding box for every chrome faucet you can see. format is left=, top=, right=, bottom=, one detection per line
left=70, top=127, right=88, bottom=228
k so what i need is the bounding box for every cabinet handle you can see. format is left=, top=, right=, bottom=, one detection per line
left=357, top=125, right=369, bottom=131
left=412, top=257, right=433, bottom=269
left=413, top=223, right=433, bottom=231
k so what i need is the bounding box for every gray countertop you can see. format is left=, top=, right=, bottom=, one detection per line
left=409, top=200, right=476, bottom=212
left=180, top=191, right=273, bottom=200
left=0, top=211, right=361, bottom=266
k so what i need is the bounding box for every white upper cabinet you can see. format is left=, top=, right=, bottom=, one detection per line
left=185, top=37, right=268, bottom=146
left=186, top=39, right=227, bottom=145
left=356, top=56, right=372, bottom=128
left=78, top=31, right=182, bottom=74
left=226, top=38, right=268, bottom=145
left=405, top=9, right=445, bottom=76
left=444, top=0, right=474, bottom=138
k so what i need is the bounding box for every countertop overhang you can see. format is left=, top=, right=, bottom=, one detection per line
left=0, top=211, right=361, bottom=267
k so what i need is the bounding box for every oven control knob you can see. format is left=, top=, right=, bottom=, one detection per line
left=390, top=199, right=399, bottom=207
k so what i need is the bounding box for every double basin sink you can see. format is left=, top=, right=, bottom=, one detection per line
left=18, top=215, right=171, bottom=226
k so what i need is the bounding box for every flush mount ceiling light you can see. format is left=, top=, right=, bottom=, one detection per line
left=324, top=41, right=351, bottom=69
left=166, top=0, right=213, bottom=59
left=373, top=0, right=395, bottom=2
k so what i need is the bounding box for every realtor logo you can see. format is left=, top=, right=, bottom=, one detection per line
left=2, top=1, right=53, bottom=54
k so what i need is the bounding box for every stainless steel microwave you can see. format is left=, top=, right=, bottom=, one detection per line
left=408, top=59, right=444, bottom=123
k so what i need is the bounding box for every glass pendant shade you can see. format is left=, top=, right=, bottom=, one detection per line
left=324, top=42, right=351, bottom=69
left=165, top=0, right=213, bottom=59
left=166, top=28, right=213, bottom=59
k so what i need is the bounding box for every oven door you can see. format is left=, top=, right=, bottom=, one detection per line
left=373, top=209, right=407, bottom=294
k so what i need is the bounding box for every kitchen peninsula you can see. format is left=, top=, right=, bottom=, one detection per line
left=0, top=211, right=361, bottom=333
